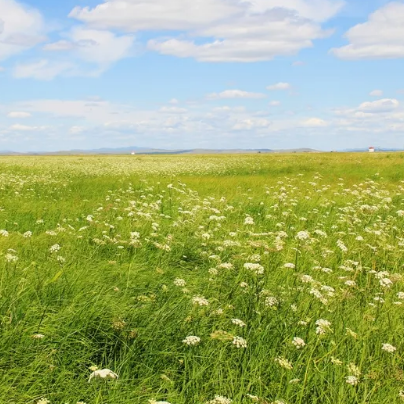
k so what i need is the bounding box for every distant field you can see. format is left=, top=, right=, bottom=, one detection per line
left=1, top=153, right=404, bottom=404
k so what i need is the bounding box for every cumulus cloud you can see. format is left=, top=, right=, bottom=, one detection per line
left=206, top=90, right=266, bottom=100
left=5, top=94, right=404, bottom=151
left=301, top=117, right=328, bottom=127
left=331, top=2, right=404, bottom=60
left=43, top=27, right=135, bottom=66
left=13, top=26, right=135, bottom=80
left=358, top=98, right=399, bottom=113
left=267, top=82, right=292, bottom=91
left=7, top=111, right=31, bottom=118
left=0, top=0, right=45, bottom=61
left=69, top=0, right=342, bottom=62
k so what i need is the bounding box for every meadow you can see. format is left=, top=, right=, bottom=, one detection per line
left=1, top=152, right=404, bottom=404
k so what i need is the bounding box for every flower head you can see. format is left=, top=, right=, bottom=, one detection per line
left=88, top=368, right=118, bottom=382
left=382, top=343, right=396, bottom=353
left=182, top=336, right=201, bottom=346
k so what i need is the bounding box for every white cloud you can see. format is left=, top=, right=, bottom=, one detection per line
left=301, top=117, right=328, bottom=127
left=10, top=123, right=45, bottom=131
left=269, top=101, right=281, bottom=106
left=4, top=95, right=404, bottom=151
left=32, top=27, right=136, bottom=79
left=267, top=82, right=292, bottom=91
left=7, top=111, right=31, bottom=118
left=69, top=0, right=239, bottom=31
left=43, top=27, right=135, bottom=66
left=13, top=26, right=135, bottom=80
left=0, top=0, right=45, bottom=61
left=245, top=0, right=345, bottom=22
left=207, top=90, right=266, bottom=100
left=331, top=2, right=404, bottom=60
left=13, top=60, right=75, bottom=80
left=358, top=98, right=399, bottom=113
left=292, top=60, right=305, bottom=66
left=70, top=0, right=342, bottom=62
left=0, top=66, right=4, bottom=71
left=232, top=118, right=272, bottom=130
left=369, top=90, right=383, bottom=97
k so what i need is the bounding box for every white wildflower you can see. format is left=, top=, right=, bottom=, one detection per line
left=5, top=253, right=18, bottom=263
left=244, top=263, right=264, bottom=275
left=192, top=296, right=209, bottom=306
left=296, top=231, right=310, bottom=240
left=301, top=275, right=314, bottom=283
left=231, top=319, right=246, bottom=327
left=218, top=263, right=234, bottom=270
left=292, top=337, right=306, bottom=349
left=382, top=343, right=396, bottom=353
left=275, top=357, right=293, bottom=370
left=345, top=376, right=359, bottom=386
left=232, top=336, right=247, bottom=348
left=88, top=368, right=118, bottom=381
left=379, top=278, right=393, bottom=288
left=347, top=363, right=361, bottom=377
left=182, top=336, right=201, bottom=346
left=265, top=296, right=279, bottom=307
left=315, top=319, right=332, bottom=335
left=345, top=280, right=356, bottom=287
left=337, top=239, right=348, bottom=252
left=49, top=244, right=61, bottom=253
left=249, top=254, right=261, bottom=262
left=174, top=278, right=186, bottom=287
left=206, top=395, right=232, bottom=404
left=244, top=216, right=254, bottom=225
left=283, top=263, right=295, bottom=269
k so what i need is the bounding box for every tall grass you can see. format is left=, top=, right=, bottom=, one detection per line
left=0, top=153, right=404, bottom=404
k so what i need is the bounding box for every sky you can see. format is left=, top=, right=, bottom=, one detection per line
left=0, top=0, right=404, bottom=152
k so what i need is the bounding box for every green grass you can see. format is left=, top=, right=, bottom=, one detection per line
left=1, top=153, right=404, bottom=404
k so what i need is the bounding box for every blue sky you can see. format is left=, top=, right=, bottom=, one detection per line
left=0, top=0, right=404, bottom=151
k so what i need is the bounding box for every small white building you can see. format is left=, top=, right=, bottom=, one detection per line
left=369, top=146, right=375, bottom=153
left=131, top=151, right=136, bottom=155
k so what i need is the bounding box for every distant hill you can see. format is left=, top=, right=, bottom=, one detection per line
left=0, top=147, right=320, bottom=155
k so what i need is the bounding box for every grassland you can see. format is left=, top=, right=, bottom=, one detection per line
left=1, top=152, right=404, bottom=404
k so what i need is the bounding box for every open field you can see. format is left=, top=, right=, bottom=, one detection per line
left=1, top=153, right=404, bottom=404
